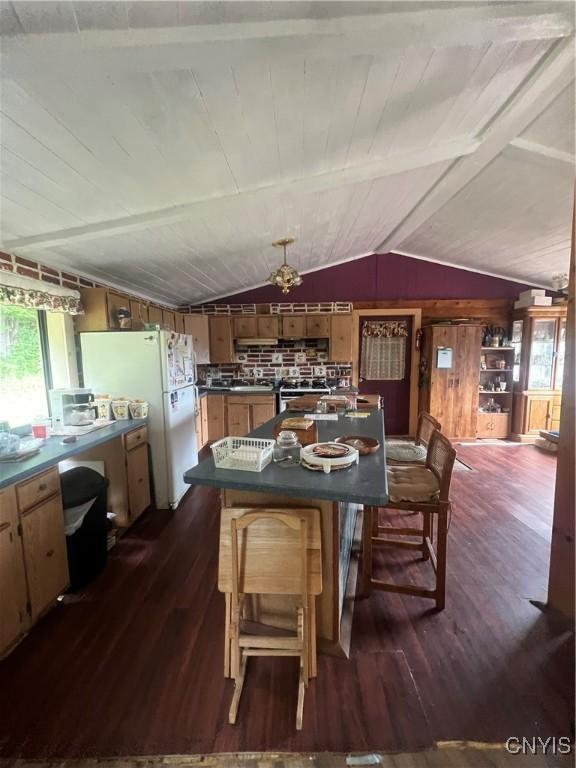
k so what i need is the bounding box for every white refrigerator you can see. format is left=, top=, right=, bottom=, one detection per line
left=80, top=330, right=198, bottom=510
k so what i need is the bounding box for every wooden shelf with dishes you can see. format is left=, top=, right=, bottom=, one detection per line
left=478, top=346, right=515, bottom=438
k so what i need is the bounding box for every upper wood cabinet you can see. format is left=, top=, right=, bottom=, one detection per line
left=330, top=314, right=353, bottom=362
left=306, top=315, right=330, bottom=338
left=130, top=299, right=149, bottom=328
left=174, top=312, right=185, bottom=334
left=209, top=316, right=234, bottom=363
left=232, top=315, right=280, bottom=339
left=77, top=288, right=128, bottom=332
left=233, top=316, right=258, bottom=338
left=162, top=309, right=176, bottom=332
left=148, top=305, right=163, bottom=326
left=184, top=314, right=210, bottom=364
left=281, top=315, right=306, bottom=339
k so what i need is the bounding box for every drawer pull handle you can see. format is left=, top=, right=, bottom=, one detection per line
left=38, top=483, right=47, bottom=491
left=46, top=549, right=54, bottom=558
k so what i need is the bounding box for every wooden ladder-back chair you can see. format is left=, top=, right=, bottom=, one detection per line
left=363, top=429, right=456, bottom=610
left=219, top=507, right=322, bottom=730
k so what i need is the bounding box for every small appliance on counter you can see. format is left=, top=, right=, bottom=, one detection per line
left=50, top=388, right=95, bottom=429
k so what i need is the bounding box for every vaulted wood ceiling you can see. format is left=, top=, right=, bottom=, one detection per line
left=0, top=1, right=574, bottom=306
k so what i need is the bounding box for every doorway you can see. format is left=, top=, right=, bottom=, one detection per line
left=358, top=315, right=413, bottom=435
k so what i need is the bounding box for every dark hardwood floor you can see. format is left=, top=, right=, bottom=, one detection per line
left=0, top=445, right=572, bottom=758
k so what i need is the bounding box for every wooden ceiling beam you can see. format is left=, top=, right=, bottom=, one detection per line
left=1, top=137, right=478, bottom=253
left=509, top=137, right=575, bottom=166
left=2, top=3, right=573, bottom=78
left=375, top=37, right=575, bottom=255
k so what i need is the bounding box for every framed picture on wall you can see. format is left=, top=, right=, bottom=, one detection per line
left=437, top=347, right=453, bottom=369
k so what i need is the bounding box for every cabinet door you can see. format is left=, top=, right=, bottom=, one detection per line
left=162, top=309, right=176, bottom=331
left=251, top=398, right=276, bottom=430
left=126, top=443, right=151, bottom=521
left=107, top=291, right=130, bottom=329
left=201, top=397, right=209, bottom=446
left=227, top=400, right=251, bottom=437
left=257, top=316, right=280, bottom=338
left=233, top=316, right=258, bottom=338
left=306, top=315, right=330, bottom=338
left=452, top=326, right=482, bottom=438
left=428, top=326, right=458, bottom=436
left=174, top=312, right=185, bottom=334
left=330, top=315, right=353, bottom=362
left=184, top=315, right=210, bottom=364
left=206, top=395, right=226, bottom=442
left=209, top=317, right=234, bottom=363
left=21, top=496, right=69, bottom=622
left=148, top=305, right=163, bottom=326
left=526, top=396, right=552, bottom=433
left=281, top=315, right=306, bottom=339
left=129, top=299, right=149, bottom=328
left=0, top=520, right=29, bottom=656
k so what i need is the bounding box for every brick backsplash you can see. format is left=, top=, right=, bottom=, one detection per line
left=197, top=338, right=352, bottom=384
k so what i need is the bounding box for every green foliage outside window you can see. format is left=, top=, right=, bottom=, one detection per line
left=0, top=304, right=43, bottom=379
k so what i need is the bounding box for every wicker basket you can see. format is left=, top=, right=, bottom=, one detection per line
left=211, top=436, right=275, bottom=472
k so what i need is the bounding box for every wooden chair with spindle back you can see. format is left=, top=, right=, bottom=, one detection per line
left=219, top=506, right=322, bottom=730
left=363, top=429, right=456, bottom=610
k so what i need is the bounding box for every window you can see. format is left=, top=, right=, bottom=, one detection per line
left=0, top=305, right=49, bottom=428
left=0, top=306, right=77, bottom=429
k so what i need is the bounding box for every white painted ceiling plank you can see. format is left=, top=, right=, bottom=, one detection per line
left=377, top=36, right=575, bottom=254
left=3, top=137, right=478, bottom=253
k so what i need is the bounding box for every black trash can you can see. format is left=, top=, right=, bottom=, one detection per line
left=60, top=467, right=109, bottom=590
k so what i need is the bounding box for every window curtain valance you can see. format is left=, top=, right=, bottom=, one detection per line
left=0, top=270, right=83, bottom=315
left=361, top=320, right=409, bottom=338
left=360, top=320, right=408, bottom=381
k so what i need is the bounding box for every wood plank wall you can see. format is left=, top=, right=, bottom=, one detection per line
left=547, top=196, right=575, bottom=617
left=352, top=298, right=512, bottom=327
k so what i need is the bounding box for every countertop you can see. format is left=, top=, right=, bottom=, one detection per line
left=0, top=419, right=147, bottom=489
left=183, top=409, right=388, bottom=506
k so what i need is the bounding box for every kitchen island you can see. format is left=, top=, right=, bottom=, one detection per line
left=183, top=408, right=388, bottom=662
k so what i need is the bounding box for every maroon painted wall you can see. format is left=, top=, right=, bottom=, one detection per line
left=212, top=252, right=533, bottom=304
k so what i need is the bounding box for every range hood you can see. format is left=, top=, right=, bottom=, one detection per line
left=236, top=337, right=279, bottom=346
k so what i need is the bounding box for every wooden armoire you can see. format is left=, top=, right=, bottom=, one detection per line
left=419, top=325, right=483, bottom=439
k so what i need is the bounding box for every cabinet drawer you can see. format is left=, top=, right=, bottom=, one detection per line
left=0, top=484, right=17, bottom=527
left=124, top=426, right=148, bottom=452
left=16, top=468, right=60, bottom=513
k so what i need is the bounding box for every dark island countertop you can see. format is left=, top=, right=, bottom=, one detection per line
left=184, top=409, right=388, bottom=506
left=0, top=419, right=147, bottom=489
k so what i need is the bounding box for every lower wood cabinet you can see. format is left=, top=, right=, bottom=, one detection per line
left=196, top=395, right=209, bottom=449
left=20, top=495, right=69, bottom=623
left=477, top=412, right=510, bottom=439
left=206, top=394, right=227, bottom=443
left=1, top=468, right=69, bottom=657
left=125, top=442, right=151, bottom=523
left=227, top=395, right=276, bottom=437
left=0, top=485, right=29, bottom=657
left=512, top=392, right=562, bottom=439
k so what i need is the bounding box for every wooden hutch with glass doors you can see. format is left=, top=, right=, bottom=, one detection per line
left=511, top=304, right=567, bottom=440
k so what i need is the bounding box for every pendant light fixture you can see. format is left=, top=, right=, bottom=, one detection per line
left=267, top=237, right=302, bottom=294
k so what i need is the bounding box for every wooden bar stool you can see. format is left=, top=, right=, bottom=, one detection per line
left=218, top=506, right=322, bottom=730
left=386, top=412, right=442, bottom=465
left=363, top=430, right=455, bottom=610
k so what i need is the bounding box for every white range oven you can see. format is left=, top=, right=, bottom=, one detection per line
left=278, top=382, right=331, bottom=412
